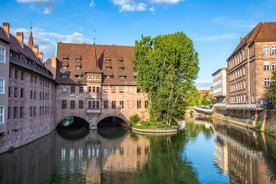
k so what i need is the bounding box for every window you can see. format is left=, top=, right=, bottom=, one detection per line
left=14, top=70, right=18, bottom=79
left=14, top=87, right=18, bottom=97
left=21, top=71, right=24, bottom=80
left=111, top=87, right=116, bottom=93
left=88, top=87, right=92, bottom=93
left=96, top=87, right=100, bottom=93
left=112, top=101, right=116, bottom=109
left=62, top=85, right=67, bottom=92
left=119, top=101, right=124, bottom=109
left=264, top=77, right=270, bottom=87
left=0, top=46, right=6, bottom=63
left=137, top=100, right=141, bottom=108
left=13, top=106, right=18, bottom=119
left=62, top=100, right=67, bottom=109
left=70, top=100, right=75, bottom=109
left=264, top=61, right=270, bottom=70
left=119, top=87, right=124, bottom=93
left=79, top=100, right=83, bottom=109
left=145, top=101, right=148, bottom=108
left=0, top=106, right=4, bottom=124
left=79, top=86, right=84, bottom=93
left=104, top=101, right=108, bottom=109
left=272, top=62, right=276, bottom=70
left=96, top=101, right=99, bottom=109
left=71, top=86, right=75, bottom=93
left=20, top=88, right=24, bottom=98
left=272, top=45, right=276, bottom=54
left=0, top=78, right=5, bottom=94
left=263, top=45, right=269, bottom=55
left=20, top=106, right=24, bottom=118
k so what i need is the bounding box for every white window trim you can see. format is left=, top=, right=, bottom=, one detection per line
left=0, top=77, right=5, bottom=94
left=0, top=106, right=4, bottom=124
left=0, top=46, right=6, bottom=63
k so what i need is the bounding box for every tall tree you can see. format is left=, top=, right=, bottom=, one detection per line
left=133, top=32, right=199, bottom=125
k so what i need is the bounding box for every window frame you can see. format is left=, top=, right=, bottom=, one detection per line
left=0, top=46, right=6, bottom=63
left=0, top=77, right=5, bottom=94
left=0, top=106, right=4, bottom=124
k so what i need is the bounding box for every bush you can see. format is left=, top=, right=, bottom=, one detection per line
left=129, top=114, right=140, bottom=125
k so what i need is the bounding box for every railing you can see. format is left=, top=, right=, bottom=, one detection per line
left=213, top=103, right=263, bottom=110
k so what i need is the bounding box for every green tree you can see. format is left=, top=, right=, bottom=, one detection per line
left=133, top=32, right=199, bottom=125
left=200, top=93, right=213, bottom=107
left=268, top=70, right=276, bottom=108
left=185, top=84, right=200, bottom=107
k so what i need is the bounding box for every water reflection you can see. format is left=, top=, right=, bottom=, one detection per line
left=1, top=120, right=276, bottom=183
left=213, top=120, right=276, bottom=184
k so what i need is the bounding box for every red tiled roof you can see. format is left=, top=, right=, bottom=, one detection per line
left=228, top=22, right=276, bottom=59
left=0, top=26, right=53, bottom=79
left=56, top=42, right=137, bottom=85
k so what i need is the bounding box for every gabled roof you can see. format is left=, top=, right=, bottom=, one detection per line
left=228, top=22, right=276, bottom=60
left=56, top=42, right=136, bottom=85
left=0, top=25, right=53, bottom=79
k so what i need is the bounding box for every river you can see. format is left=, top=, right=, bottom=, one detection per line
left=0, top=120, right=276, bottom=184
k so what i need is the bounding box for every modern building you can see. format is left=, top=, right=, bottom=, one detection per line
left=0, top=22, right=56, bottom=153
left=226, top=22, right=276, bottom=109
left=212, top=67, right=227, bottom=103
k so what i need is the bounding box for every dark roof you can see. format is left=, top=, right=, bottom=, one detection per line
left=228, top=22, right=276, bottom=60
left=0, top=26, right=53, bottom=79
left=56, top=42, right=136, bottom=85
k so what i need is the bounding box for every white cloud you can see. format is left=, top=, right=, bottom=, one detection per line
left=43, top=6, right=53, bottom=14
left=111, top=0, right=184, bottom=12
left=17, top=0, right=58, bottom=14
left=89, top=0, right=95, bottom=7
left=112, top=0, right=146, bottom=12
left=12, top=27, right=91, bottom=61
left=150, top=0, right=184, bottom=4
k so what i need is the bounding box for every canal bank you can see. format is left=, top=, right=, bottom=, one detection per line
left=189, top=107, right=276, bottom=136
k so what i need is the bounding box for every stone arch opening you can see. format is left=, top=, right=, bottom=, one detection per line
left=56, top=116, right=89, bottom=140
left=97, top=116, right=128, bottom=128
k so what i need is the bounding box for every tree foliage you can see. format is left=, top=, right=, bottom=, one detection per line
left=268, top=70, right=276, bottom=108
left=133, top=32, right=199, bottom=125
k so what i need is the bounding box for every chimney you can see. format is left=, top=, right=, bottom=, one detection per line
left=2, top=22, right=10, bottom=37
left=16, top=32, right=24, bottom=47
left=32, top=45, right=39, bottom=54
left=38, top=52, right=43, bottom=61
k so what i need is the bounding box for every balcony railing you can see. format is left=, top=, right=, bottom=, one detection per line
left=213, top=103, right=263, bottom=110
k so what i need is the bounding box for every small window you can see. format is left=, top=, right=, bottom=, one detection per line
left=119, top=101, right=124, bottom=109
left=70, top=100, right=75, bottom=109
left=137, top=100, right=141, bottom=108
left=0, top=106, right=4, bottom=124
left=79, top=86, right=84, bottom=93
left=0, top=46, right=6, bottom=63
left=112, top=101, right=116, bottom=109
left=71, top=86, right=75, bottom=93
left=264, top=61, right=270, bottom=71
left=264, top=77, right=270, bottom=87
left=0, top=78, right=5, bottom=94
left=272, top=45, right=276, bottom=55
left=104, top=101, right=108, bottom=109
left=263, top=45, right=269, bottom=55
left=79, top=100, right=83, bottom=109
left=272, top=62, right=276, bottom=70
left=62, top=86, right=67, bottom=92
left=62, top=100, right=67, bottom=109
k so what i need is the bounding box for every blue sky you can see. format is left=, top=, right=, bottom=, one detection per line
left=1, top=0, right=276, bottom=89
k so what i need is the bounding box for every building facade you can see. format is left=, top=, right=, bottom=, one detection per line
left=0, top=22, right=56, bottom=153
left=212, top=67, right=227, bottom=103
left=227, top=22, right=276, bottom=109
left=45, top=42, right=149, bottom=129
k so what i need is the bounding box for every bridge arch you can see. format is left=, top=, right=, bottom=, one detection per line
left=57, top=116, right=89, bottom=128
left=97, top=116, right=129, bottom=128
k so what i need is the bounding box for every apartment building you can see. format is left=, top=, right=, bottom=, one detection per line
left=227, top=22, right=276, bottom=108
left=212, top=67, right=227, bottom=103
left=0, top=22, right=56, bottom=153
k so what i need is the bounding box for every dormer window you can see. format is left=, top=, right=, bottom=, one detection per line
left=119, top=66, right=124, bottom=71
left=75, top=56, right=81, bottom=62
left=76, top=66, right=81, bottom=70
left=63, top=66, right=68, bottom=70
left=118, top=57, right=123, bottom=63
left=119, top=76, right=126, bottom=79
left=106, top=58, right=111, bottom=63
left=61, top=74, right=68, bottom=78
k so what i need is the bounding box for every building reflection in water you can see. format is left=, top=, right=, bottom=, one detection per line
left=54, top=128, right=150, bottom=183
left=213, top=121, right=274, bottom=184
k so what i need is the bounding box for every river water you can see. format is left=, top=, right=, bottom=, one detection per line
left=0, top=120, right=276, bottom=184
